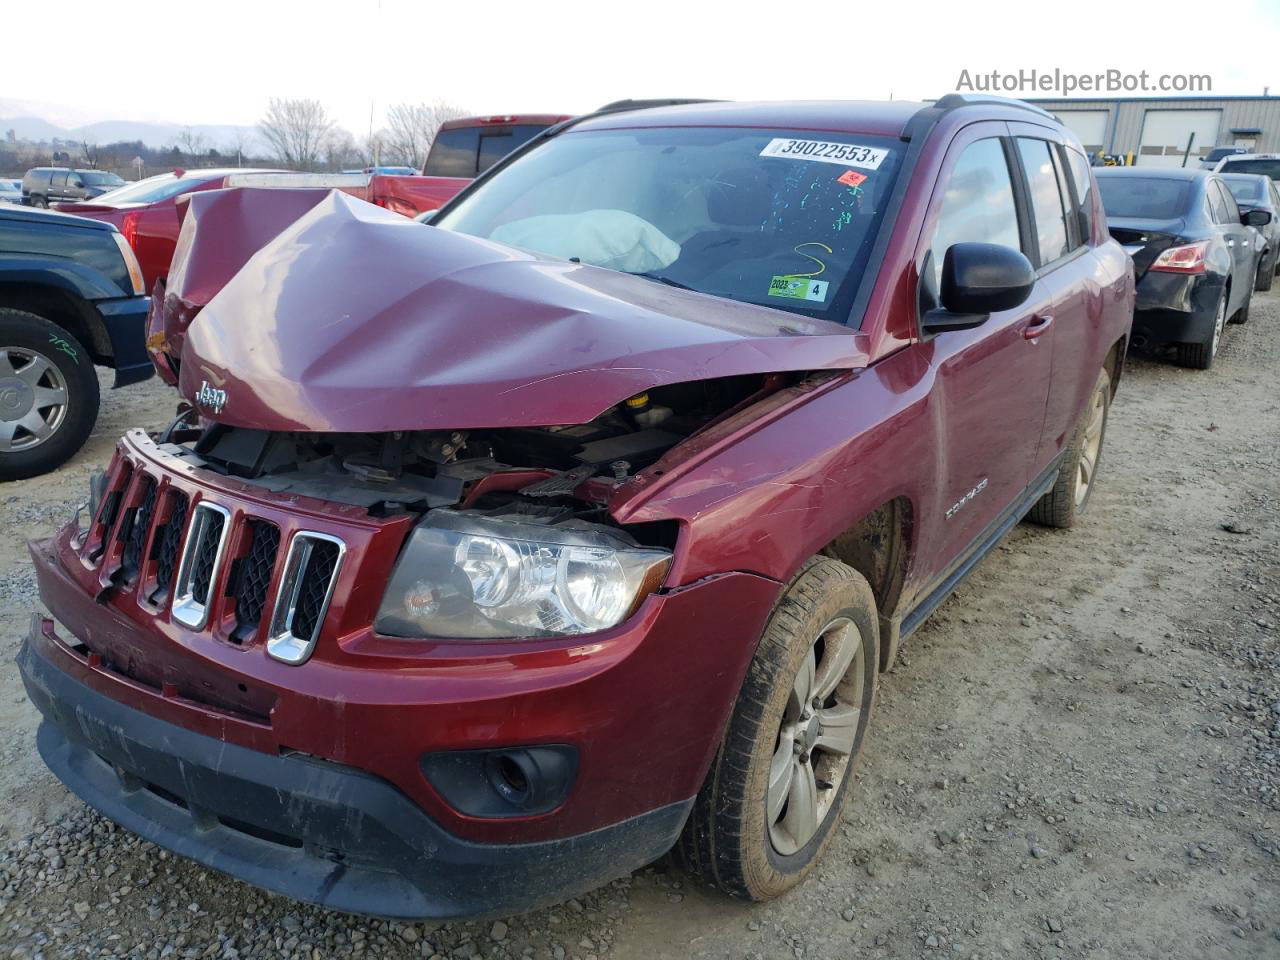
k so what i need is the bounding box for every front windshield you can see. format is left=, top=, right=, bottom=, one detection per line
left=435, top=126, right=904, bottom=322
left=92, top=173, right=216, bottom=205
left=81, top=171, right=124, bottom=187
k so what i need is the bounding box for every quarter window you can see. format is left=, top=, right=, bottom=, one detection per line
left=927, top=137, right=1021, bottom=291
left=1016, top=139, right=1071, bottom=265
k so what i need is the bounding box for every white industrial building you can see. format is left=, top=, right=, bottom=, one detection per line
left=1026, top=95, right=1280, bottom=166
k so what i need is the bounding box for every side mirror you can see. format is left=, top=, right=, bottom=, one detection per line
left=922, top=242, right=1036, bottom=334
left=1243, top=208, right=1272, bottom=227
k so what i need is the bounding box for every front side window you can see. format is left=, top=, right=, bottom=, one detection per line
left=927, top=137, right=1021, bottom=291
left=1016, top=139, right=1071, bottom=265
left=1213, top=181, right=1240, bottom=222
left=1208, top=181, right=1232, bottom=223
left=436, top=126, right=905, bottom=322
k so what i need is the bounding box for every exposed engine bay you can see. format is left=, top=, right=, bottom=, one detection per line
left=168, top=374, right=784, bottom=533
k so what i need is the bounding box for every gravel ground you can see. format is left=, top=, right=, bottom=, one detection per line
left=0, top=292, right=1277, bottom=960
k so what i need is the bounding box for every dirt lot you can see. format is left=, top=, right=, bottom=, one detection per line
left=0, top=293, right=1277, bottom=960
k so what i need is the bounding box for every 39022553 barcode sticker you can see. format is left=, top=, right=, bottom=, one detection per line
left=759, top=138, right=887, bottom=170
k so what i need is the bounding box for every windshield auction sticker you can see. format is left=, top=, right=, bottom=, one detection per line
left=760, top=138, right=887, bottom=169
left=769, top=275, right=830, bottom=302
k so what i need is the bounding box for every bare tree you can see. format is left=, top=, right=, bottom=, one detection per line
left=323, top=129, right=362, bottom=172
left=384, top=99, right=468, bottom=170
left=79, top=140, right=99, bottom=168
left=176, top=127, right=209, bottom=159
left=258, top=98, right=334, bottom=171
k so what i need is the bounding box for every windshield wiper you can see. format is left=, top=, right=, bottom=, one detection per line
left=630, top=271, right=696, bottom=291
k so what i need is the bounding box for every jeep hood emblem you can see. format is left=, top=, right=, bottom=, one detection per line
left=195, top=380, right=227, bottom=414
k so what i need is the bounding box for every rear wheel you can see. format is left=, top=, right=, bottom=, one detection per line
left=31, top=195, right=47, bottom=208
left=0, top=309, right=99, bottom=481
left=678, top=556, right=878, bottom=901
left=1176, top=290, right=1227, bottom=369
left=1027, top=367, right=1110, bottom=529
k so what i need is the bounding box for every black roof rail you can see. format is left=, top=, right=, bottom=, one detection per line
left=594, top=98, right=724, bottom=113
left=931, top=93, right=1056, bottom=121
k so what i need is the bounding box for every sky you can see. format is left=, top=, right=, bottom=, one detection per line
left=5, top=0, right=1280, bottom=137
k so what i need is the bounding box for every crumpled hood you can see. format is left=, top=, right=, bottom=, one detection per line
left=180, top=191, right=869, bottom=432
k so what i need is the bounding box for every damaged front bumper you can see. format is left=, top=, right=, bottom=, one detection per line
left=20, top=622, right=691, bottom=919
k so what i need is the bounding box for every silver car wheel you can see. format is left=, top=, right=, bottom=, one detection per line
left=767, top=616, right=864, bottom=856
left=0, top=347, right=69, bottom=453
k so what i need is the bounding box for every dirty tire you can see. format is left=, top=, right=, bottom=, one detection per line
left=1255, top=255, right=1274, bottom=292
left=1176, top=289, right=1227, bottom=370
left=0, top=309, right=99, bottom=481
left=1027, top=367, right=1111, bottom=529
left=677, top=556, right=878, bottom=901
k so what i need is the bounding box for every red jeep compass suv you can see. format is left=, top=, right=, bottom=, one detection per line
left=19, top=95, right=1133, bottom=919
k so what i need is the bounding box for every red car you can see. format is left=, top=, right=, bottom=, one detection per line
left=54, top=168, right=284, bottom=290
left=20, top=96, right=1133, bottom=919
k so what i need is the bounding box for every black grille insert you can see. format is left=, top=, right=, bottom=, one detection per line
left=119, top=479, right=157, bottom=582
left=231, top=520, right=280, bottom=642
left=148, top=492, right=188, bottom=604
left=291, top=539, right=342, bottom=642
left=189, top=509, right=226, bottom=605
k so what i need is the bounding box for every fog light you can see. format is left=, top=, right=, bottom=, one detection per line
left=422, top=745, right=577, bottom=818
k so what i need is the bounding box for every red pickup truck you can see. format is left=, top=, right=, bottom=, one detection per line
left=55, top=115, right=569, bottom=290
left=19, top=95, right=1133, bottom=920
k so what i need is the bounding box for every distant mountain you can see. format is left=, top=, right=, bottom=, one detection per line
left=0, top=98, right=260, bottom=151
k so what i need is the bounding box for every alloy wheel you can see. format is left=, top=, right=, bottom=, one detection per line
left=0, top=347, right=69, bottom=453
left=1075, top=385, right=1106, bottom=508
left=1210, top=294, right=1227, bottom=358
left=767, top=616, right=864, bottom=856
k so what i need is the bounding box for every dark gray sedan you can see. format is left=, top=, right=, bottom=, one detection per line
left=1222, top=172, right=1280, bottom=292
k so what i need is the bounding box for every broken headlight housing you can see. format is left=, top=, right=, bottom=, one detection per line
left=375, top=510, right=671, bottom=639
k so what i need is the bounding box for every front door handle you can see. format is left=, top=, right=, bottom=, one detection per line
left=1023, top=314, right=1054, bottom=340
left=1227, top=239, right=1235, bottom=247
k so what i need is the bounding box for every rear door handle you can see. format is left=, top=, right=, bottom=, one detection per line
left=1023, top=314, right=1054, bottom=340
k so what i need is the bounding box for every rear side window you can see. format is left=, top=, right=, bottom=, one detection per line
left=51, top=172, right=68, bottom=188
left=1016, top=139, right=1071, bottom=265
left=1064, top=148, right=1095, bottom=242
left=425, top=127, right=480, bottom=178
left=927, top=137, right=1021, bottom=291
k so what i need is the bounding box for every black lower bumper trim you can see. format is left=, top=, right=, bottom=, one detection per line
left=18, top=635, right=691, bottom=919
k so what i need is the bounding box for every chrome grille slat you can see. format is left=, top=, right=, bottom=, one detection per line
left=266, top=532, right=345, bottom=665
left=171, top=503, right=232, bottom=629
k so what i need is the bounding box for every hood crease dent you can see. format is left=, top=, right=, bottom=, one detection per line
left=179, top=191, right=871, bottom=433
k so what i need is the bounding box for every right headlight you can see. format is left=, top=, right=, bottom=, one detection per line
left=375, top=510, right=672, bottom=639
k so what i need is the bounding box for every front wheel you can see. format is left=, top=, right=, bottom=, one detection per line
left=1028, top=366, right=1111, bottom=529
left=0, top=309, right=100, bottom=481
left=1255, top=253, right=1274, bottom=292
left=678, top=556, right=878, bottom=901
